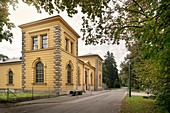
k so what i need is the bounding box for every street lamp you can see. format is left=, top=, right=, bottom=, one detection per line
left=129, top=61, right=131, bottom=97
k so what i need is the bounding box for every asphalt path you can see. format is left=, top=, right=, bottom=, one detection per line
left=0, top=87, right=127, bottom=113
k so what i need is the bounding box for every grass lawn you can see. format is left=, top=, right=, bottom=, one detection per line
left=0, top=92, right=54, bottom=100
left=108, top=88, right=121, bottom=90
left=121, top=95, right=159, bottom=113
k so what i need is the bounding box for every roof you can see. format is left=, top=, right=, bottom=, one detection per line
left=18, top=15, right=80, bottom=38
left=78, top=53, right=103, bottom=61
left=0, top=57, right=22, bottom=64
left=78, top=59, right=95, bottom=69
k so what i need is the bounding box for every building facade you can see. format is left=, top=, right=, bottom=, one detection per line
left=0, top=16, right=103, bottom=95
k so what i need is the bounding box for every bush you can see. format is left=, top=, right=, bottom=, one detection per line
left=114, top=81, right=121, bottom=88
left=156, top=92, right=170, bottom=113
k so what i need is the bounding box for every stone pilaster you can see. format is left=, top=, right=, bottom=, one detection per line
left=22, top=32, right=26, bottom=90
left=53, top=25, right=62, bottom=96
left=76, top=41, right=78, bottom=90
left=95, top=58, right=98, bottom=91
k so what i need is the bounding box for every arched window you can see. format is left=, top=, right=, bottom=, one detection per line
left=9, top=71, right=13, bottom=84
left=36, top=62, right=44, bottom=83
left=67, top=64, right=71, bottom=83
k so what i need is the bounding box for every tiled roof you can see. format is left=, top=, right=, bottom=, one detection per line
left=78, top=53, right=103, bottom=60
left=0, top=57, right=21, bottom=64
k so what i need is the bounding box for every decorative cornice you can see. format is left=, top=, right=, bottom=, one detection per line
left=19, top=15, right=80, bottom=39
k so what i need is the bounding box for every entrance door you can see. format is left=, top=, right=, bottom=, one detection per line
left=85, top=71, right=88, bottom=90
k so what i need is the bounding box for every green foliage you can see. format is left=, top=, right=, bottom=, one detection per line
left=0, top=54, right=8, bottom=60
left=102, top=51, right=119, bottom=88
left=22, top=0, right=109, bottom=19
left=1, top=0, right=109, bottom=43
left=0, top=0, right=17, bottom=43
left=108, top=88, right=120, bottom=90
left=114, top=80, right=121, bottom=88
left=156, top=89, right=170, bottom=113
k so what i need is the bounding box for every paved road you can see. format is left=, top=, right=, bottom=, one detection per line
left=0, top=88, right=127, bottom=113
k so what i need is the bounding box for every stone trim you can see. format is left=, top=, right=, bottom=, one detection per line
left=95, top=58, right=98, bottom=91
left=76, top=41, right=78, bottom=90
left=53, top=25, right=62, bottom=96
left=22, top=32, right=26, bottom=90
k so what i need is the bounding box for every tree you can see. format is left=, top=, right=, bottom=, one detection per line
left=120, top=42, right=142, bottom=89
left=2, top=0, right=169, bottom=48
left=0, top=0, right=17, bottom=43
left=22, top=0, right=168, bottom=47
left=0, top=54, right=8, bottom=60
left=0, top=0, right=109, bottom=43
left=102, top=51, right=119, bottom=88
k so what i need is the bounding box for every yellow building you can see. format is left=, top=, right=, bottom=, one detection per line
left=0, top=58, right=22, bottom=90
left=0, top=15, right=103, bottom=95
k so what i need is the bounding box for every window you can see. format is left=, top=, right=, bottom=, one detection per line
left=85, top=71, right=87, bottom=85
left=65, top=39, right=68, bottom=51
left=33, top=37, right=38, bottom=50
left=99, top=74, right=101, bottom=86
left=42, top=35, right=47, bottom=49
left=36, top=62, right=44, bottom=83
left=70, top=42, right=73, bottom=54
left=9, top=71, right=13, bottom=84
left=67, top=64, right=71, bottom=83
left=91, top=73, right=93, bottom=85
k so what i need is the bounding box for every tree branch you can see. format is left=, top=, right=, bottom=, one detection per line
left=132, top=0, right=148, bottom=18
left=120, top=26, right=143, bottom=29
left=121, top=8, right=146, bottom=17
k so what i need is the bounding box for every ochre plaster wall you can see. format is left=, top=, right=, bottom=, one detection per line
left=0, top=62, right=22, bottom=89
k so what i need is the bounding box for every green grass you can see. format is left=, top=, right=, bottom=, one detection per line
left=15, top=103, right=21, bottom=106
left=0, top=92, right=54, bottom=100
left=108, top=88, right=121, bottom=90
left=121, top=95, right=159, bottom=113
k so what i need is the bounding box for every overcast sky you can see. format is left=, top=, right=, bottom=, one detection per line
left=0, top=1, right=129, bottom=71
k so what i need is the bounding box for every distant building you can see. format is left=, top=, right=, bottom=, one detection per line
left=0, top=16, right=103, bottom=95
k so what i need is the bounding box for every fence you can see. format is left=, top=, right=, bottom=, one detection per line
left=0, top=87, right=58, bottom=103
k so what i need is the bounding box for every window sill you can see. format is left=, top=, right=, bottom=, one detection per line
left=32, top=83, right=47, bottom=85
left=66, top=83, right=74, bottom=86
left=6, top=84, right=14, bottom=86
left=23, top=47, right=56, bottom=53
